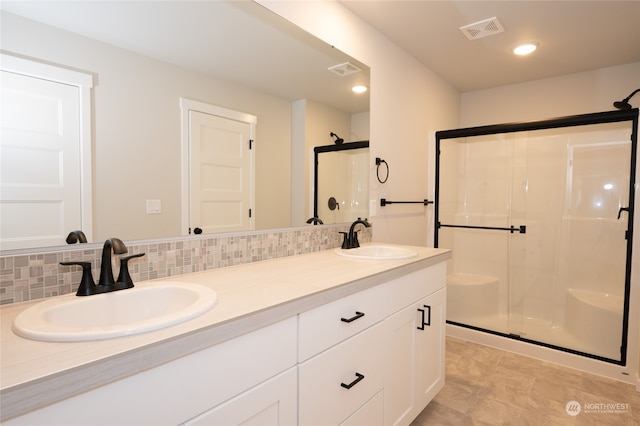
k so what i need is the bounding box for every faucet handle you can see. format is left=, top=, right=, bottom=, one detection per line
left=116, top=253, right=146, bottom=289
left=60, top=261, right=96, bottom=296
left=352, top=230, right=361, bottom=248
left=339, top=232, right=349, bottom=249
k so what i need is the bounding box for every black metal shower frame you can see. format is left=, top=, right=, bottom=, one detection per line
left=434, top=108, right=639, bottom=366
left=313, top=141, right=369, bottom=221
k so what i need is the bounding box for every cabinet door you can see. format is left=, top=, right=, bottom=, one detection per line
left=340, top=391, right=384, bottom=426
left=384, top=288, right=446, bottom=426
left=182, top=367, right=297, bottom=426
left=415, top=288, right=446, bottom=408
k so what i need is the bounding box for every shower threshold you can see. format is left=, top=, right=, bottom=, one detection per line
left=447, top=314, right=620, bottom=364
left=447, top=320, right=634, bottom=384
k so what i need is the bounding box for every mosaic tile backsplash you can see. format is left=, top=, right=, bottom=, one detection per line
left=0, top=224, right=371, bottom=305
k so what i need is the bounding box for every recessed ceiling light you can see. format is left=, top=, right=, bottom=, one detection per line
left=352, top=85, right=368, bottom=94
left=513, top=42, right=539, bottom=56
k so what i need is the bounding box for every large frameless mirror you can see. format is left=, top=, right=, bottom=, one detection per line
left=0, top=0, right=370, bottom=252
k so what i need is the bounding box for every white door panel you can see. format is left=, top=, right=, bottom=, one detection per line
left=185, top=103, right=255, bottom=234
left=1, top=69, right=83, bottom=249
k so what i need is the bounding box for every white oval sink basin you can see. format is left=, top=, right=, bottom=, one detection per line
left=12, top=282, right=217, bottom=342
left=334, top=245, right=418, bottom=260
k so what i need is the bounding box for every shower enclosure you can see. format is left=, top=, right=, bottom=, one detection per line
left=435, top=109, right=638, bottom=365
left=313, top=141, right=369, bottom=225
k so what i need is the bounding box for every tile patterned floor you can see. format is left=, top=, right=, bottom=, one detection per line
left=412, top=337, right=640, bottom=425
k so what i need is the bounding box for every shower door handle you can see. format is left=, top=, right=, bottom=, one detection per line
left=617, top=207, right=631, bottom=240
left=438, top=223, right=526, bottom=234
left=617, top=206, right=629, bottom=219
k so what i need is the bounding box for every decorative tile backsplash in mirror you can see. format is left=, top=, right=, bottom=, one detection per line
left=0, top=224, right=371, bottom=305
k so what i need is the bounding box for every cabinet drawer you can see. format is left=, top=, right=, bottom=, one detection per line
left=340, top=391, right=383, bottom=426
left=386, top=262, right=446, bottom=316
left=299, top=322, right=384, bottom=426
left=299, top=284, right=386, bottom=361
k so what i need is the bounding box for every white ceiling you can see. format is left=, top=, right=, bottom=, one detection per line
left=340, top=0, right=640, bottom=92
left=3, top=1, right=638, bottom=103
left=0, top=1, right=370, bottom=114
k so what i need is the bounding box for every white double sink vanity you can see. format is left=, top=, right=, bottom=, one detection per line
left=1, top=243, right=450, bottom=426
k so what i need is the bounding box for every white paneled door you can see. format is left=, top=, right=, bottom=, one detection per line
left=183, top=100, right=255, bottom=235
left=1, top=63, right=91, bottom=250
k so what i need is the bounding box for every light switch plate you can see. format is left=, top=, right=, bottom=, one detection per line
left=146, top=199, right=162, bottom=214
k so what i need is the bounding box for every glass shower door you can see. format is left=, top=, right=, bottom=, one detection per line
left=508, top=125, right=631, bottom=361
left=436, top=113, right=635, bottom=364
left=438, top=132, right=524, bottom=335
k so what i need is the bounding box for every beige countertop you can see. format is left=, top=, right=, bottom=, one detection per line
left=0, top=243, right=450, bottom=421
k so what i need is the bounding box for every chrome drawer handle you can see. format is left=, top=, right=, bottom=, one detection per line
left=341, top=372, right=365, bottom=389
left=341, top=311, right=365, bottom=323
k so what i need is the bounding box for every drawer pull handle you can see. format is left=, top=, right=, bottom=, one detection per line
left=341, top=311, right=365, bottom=323
left=417, top=305, right=431, bottom=330
left=341, top=372, right=365, bottom=389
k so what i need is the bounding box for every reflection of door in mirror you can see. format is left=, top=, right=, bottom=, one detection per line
left=314, top=142, right=369, bottom=225
left=0, top=55, right=93, bottom=250
left=181, top=99, right=256, bottom=235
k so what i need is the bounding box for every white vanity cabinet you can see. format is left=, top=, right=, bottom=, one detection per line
left=297, top=262, right=446, bottom=426
left=5, top=318, right=298, bottom=426
left=3, top=252, right=449, bottom=426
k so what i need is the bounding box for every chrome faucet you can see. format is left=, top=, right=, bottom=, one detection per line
left=341, top=218, right=371, bottom=249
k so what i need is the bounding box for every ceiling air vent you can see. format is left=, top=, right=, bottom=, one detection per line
left=459, top=17, right=505, bottom=40
left=328, top=61, right=362, bottom=76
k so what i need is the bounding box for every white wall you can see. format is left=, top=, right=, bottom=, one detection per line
left=351, top=111, right=370, bottom=142
left=304, top=100, right=352, bottom=221
left=290, top=99, right=353, bottom=225
left=460, top=62, right=640, bottom=127
left=260, top=0, right=460, bottom=246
